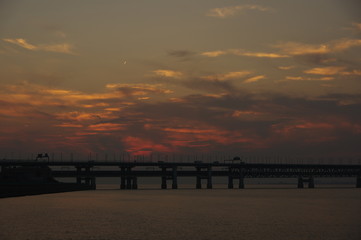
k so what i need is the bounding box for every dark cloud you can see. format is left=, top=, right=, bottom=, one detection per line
left=293, top=54, right=332, bottom=66
left=167, top=50, right=196, bottom=61
left=293, top=53, right=361, bottom=68
left=112, top=90, right=361, bottom=157
left=182, top=78, right=236, bottom=93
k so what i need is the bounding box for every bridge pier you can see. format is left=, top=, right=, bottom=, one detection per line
left=85, top=167, right=90, bottom=185
left=159, top=166, right=178, bottom=189
left=76, top=166, right=82, bottom=184
left=308, top=176, right=315, bottom=188
left=75, top=165, right=95, bottom=189
left=126, top=168, right=132, bottom=189
left=132, top=177, right=138, bottom=189
left=196, top=167, right=202, bottom=189
left=356, top=176, right=361, bottom=188
left=119, top=167, right=134, bottom=190
left=298, top=176, right=304, bottom=188
left=228, top=176, right=234, bottom=189
left=161, top=176, right=167, bottom=189
left=298, top=176, right=315, bottom=188
left=196, top=177, right=202, bottom=189
left=228, top=166, right=234, bottom=189
left=161, top=167, right=167, bottom=189
left=207, top=166, right=212, bottom=189
left=120, top=167, right=126, bottom=189
left=239, top=176, right=245, bottom=189
left=172, top=166, right=178, bottom=189
left=194, top=166, right=213, bottom=189
left=90, top=177, right=96, bottom=189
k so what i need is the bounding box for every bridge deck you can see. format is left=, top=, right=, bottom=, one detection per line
left=1, top=160, right=361, bottom=189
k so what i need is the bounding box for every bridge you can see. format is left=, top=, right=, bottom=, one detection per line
left=1, top=159, right=361, bottom=190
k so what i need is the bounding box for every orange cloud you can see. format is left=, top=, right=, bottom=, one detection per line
left=274, top=38, right=361, bottom=55
left=201, top=71, right=251, bottom=81
left=3, top=38, right=37, bottom=50
left=272, top=121, right=335, bottom=138
left=163, top=127, right=226, bottom=135
left=104, top=107, right=122, bottom=112
left=278, top=66, right=295, bottom=70
left=274, top=42, right=329, bottom=55
left=0, top=82, right=172, bottom=111
left=153, top=69, right=183, bottom=78
left=123, top=136, right=172, bottom=155
left=201, top=49, right=288, bottom=58
left=200, top=50, right=227, bottom=57
left=1, top=82, right=122, bottom=108
left=87, top=123, right=125, bottom=131
left=339, top=70, right=361, bottom=76
left=285, top=76, right=334, bottom=81
left=232, top=110, right=262, bottom=117
left=3, top=38, right=74, bottom=54
left=304, top=66, right=344, bottom=75
left=295, top=122, right=334, bottom=129
left=54, top=123, right=83, bottom=128
left=106, top=83, right=173, bottom=95
left=243, top=75, right=266, bottom=83
left=230, top=49, right=288, bottom=58
left=55, top=112, right=103, bottom=121
left=332, top=38, right=361, bottom=52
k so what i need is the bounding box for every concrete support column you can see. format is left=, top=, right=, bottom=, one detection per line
left=239, top=176, right=245, bottom=189
left=85, top=167, right=90, bottom=185
left=126, top=167, right=132, bottom=189
left=207, top=167, right=212, bottom=189
left=228, top=176, right=234, bottom=189
left=196, top=167, right=202, bottom=189
left=308, top=176, right=315, bottom=188
left=132, top=177, right=138, bottom=189
left=90, top=177, right=96, bottom=189
left=120, top=167, right=126, bottom=189
left=172, top=166, right=178, bottom=189
left=76, top=167, right=82, bottom=184
left=161, top=167, right=167, bottom=189
left=356, top=176, right=361, bottom=188
left=297, top=176, right=304, bottom=188
left=228, top=167, right=234, bottom=189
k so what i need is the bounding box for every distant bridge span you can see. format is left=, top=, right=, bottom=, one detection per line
left=1, top=160, right=361, bottom=189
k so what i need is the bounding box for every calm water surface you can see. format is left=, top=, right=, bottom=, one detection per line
left=0, top=188, right=360, bottom=240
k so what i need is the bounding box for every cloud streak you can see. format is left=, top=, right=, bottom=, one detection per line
left=201, top=71, right=251, bottom=81
left=153, top=69, right=183, bottom=78
left=201, top=49, right=288, bottom=58
left=3, top=38, right=74, bottom=54
left=304, top=66, right=361, bottom=76
left=285, top=76, right=334, bottom=81
left=243, top=75, right=266, bottom=83
left=207, top=5, right=271, bottom=18
left=274, top=38, right=361, bottom=55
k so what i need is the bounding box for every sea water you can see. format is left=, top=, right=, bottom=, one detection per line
left=0, top=187, right=360, bottom=240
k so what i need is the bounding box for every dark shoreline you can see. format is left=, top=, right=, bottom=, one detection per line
left=0, top=183, right=94, bottom=198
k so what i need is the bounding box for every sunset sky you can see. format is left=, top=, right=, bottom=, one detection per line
left=0, top=0, right=360, bottom=158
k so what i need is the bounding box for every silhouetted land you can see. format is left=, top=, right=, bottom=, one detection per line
left=0, top=166, right=92, bottom=198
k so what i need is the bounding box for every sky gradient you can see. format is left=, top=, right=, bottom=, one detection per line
left=1, top=0, right=361, bottom=158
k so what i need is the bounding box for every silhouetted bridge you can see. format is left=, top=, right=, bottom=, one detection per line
left=1, top=160, right=360, bottom=189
